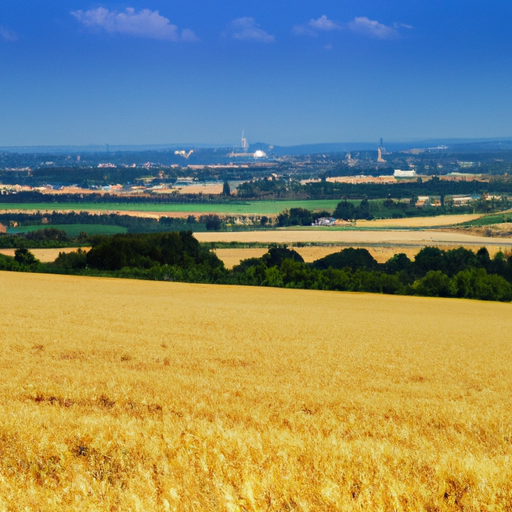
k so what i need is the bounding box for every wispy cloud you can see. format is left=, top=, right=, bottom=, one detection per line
left=71, top=7, right=198, bottom=42
left=395, top=23, right=414, bottom=30
left=0, top=26, right=18, bottom=42
left=294, top=15, right=340, bottom=36
left=347, top=17, right=398, bottom=39
left=226, top=17, right=274, bottom=43
left=310, top=15, right=339, bottom=32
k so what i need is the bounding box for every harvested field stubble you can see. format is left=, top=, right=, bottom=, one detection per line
left=0, top=247, right=88, bottom=262
left=214, top=244, right=505, bottom=268
left=1, top=271, right=512, bottom=510
left=195, top=229, right=512, bottom=246
left=356, top=213, right=482, bottom=228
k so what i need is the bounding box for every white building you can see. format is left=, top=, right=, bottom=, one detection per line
left=394, top=169, right=417, bottom=178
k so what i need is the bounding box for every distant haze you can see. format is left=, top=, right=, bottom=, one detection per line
left=2, top=138, right=512, bottom=155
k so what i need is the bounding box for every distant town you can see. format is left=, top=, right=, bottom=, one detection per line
left=1, top=137, right=511, bottom=197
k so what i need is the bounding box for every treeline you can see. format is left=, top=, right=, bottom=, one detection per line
left=275, top=196, right=512, bottom=226
left=0, top=232, right=226, bottom=283
left=225, top=245, right=512, bottom=302
left=0, top=190, right=235, bottom=204
left=237, top=176, right=512, bottom=201
left=0, top=228, right=78, bottom=249
left=0, top=167, right=166, bottom=187
left=0, top=212, right=212, bottom=246
left=1, top=234, right=511, bottom=302
left=276, top=208, right=332, bottom=226
left=0, top=217, right=227, bottom=249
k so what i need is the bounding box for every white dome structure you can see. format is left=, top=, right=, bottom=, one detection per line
left=253, top=150, right=267, bottom=159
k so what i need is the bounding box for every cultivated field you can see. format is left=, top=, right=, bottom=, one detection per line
left=1, top=272, right=512, bottom=510
left=356, top=213, right=481, bottom=228
left=214, top=244, right=505, bottom=268
left=10, top=224, right=127, bottom=236
left=196, top=229, right=512, bottom=247
left=0, top=247, right=87, bottom=262
left=0, top=199, right=341, bottom=216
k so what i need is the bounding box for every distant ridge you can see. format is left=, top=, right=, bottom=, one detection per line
left=0, top=143, right=228, bottom=154
left=255, top=138, right=512, bottom=156
left=1, top=137, right=512, bottom=155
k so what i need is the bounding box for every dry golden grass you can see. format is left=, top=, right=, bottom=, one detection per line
left=1, top=271, right=512, bottom=511
left=196, top=229, right=512, bottom=247
left=214, top=246, right=421, bottom=268
left=214, top=245, right=506, bottom=268
left=356, top=214, right=481, bottom=228
left=0, top=247, right=88, bottom=262
left=175, top=183, right=224, bottom=195
left=214, top=248, right=269, bottom=268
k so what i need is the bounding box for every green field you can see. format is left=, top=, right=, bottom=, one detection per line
left=0, top=200, right=341, bottom=215
left=460, top=213, right=512, bottom=227
left=8, top=224, right=127, bottom=236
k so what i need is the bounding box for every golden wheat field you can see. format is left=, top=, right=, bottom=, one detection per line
left=214, top=245, right=505, bottom=268
left=355, top=214, right=481, bottom=228
left=0, top=247, right=86, bottom=262
left=196, top=229, right=512, bottom=247
left=1, top=271, right=512, bottom=511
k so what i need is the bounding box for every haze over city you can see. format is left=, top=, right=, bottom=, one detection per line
left=1, top=0, right=511, bottom=147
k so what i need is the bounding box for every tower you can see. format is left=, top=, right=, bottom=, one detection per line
left=241, top=131, right=249, bottom=152
left=377, top=138, right=386, bottom=162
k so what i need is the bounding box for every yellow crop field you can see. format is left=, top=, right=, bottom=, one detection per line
left=356, top=213, right=481, bottom=228
left=0, top=247, right=87, bottom=262
left=214, top=245, right=505, bottom=268
left=214, top=246, right=421, bottom=268
left=1, top=271, right=512, bottom=511
left=196, top=229, right=512, bottom=247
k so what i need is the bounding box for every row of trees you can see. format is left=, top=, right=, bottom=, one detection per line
left=0, top=213, right=227, bottom=249
left=224, top=245, right=512, bottom=301
left=2, top=237, right=511, bottom=302
left=236, top=175, right=512, bottom=205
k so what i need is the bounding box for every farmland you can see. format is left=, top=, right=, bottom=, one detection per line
left=0, top=247, right=87, bottom=262
left=0, top=199, right=341, bottom=216
left=9, top=224, right=127, bottom=237
left=196, top=229, right=512, bottom=247
left=1, top=271, right=512, bottom=510
left=213, top=244, right=505, bottom=268
left=355, top=213, right=481, bottom=228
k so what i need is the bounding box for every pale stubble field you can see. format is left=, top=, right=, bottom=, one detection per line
left=213, top=245, right=505, bottom=268
left=1, top=271, right=512, bottom=511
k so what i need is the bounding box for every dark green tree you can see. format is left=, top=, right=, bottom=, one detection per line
left=14, top=248, right=39, bottom=268
left=312, top=248, right=378, bottom=271
left=203, top=215, right=222, bottom=231
left=263, top=244, right=304, bottom=267
left=333, top=200, right=356, bottom=220
left=357, top=198, right=371, bottom=220
left=413, top=270, right=453, bottom=297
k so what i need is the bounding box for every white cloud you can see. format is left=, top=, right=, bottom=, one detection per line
left=71, top=7, right=198, bottom=42
left=227, top=17, right=274, bottom=42
left=347, top=17, right=398, bottom=39
left=0, top=26, right=17, bottom=42
left=310, top=15, right=339, bottom=32
left=395, top=23, right=414, bottom=30
left=294, top=15, right=340, bottom=36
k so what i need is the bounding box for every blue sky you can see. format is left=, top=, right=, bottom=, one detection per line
left=1, top=1, right=511, bottom=147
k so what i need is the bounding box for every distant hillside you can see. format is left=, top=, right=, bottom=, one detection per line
left=2, top=138, right=512, bottom=158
